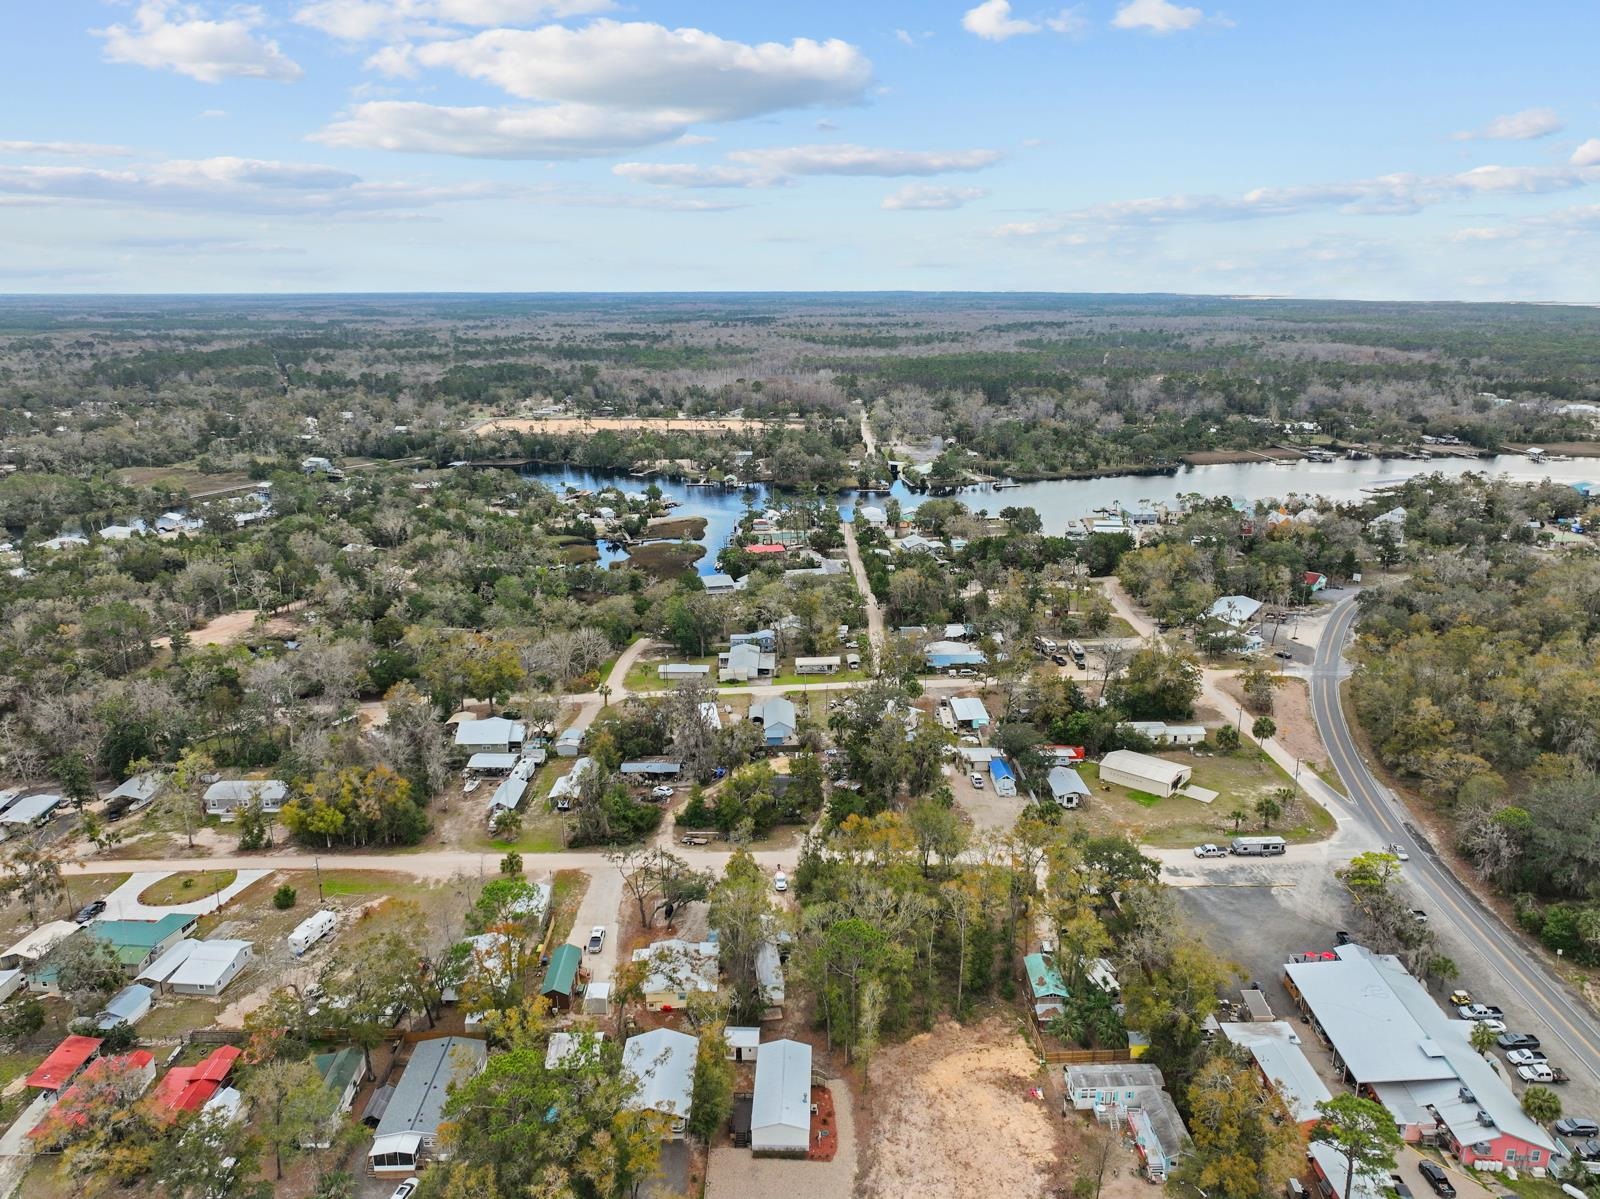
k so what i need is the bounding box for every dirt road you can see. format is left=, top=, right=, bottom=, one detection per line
left=841, top=518, right=884, bottom=661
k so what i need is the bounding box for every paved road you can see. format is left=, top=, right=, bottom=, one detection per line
left=1309, top=594, right=1600, bottom=1086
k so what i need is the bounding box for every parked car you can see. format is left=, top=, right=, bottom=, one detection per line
left=1391, top=1176, right=1414, bottom=1199
left=72, top=899, right=106, bottom=925
left=773, top=871, right=788, bottom=893
left=1050, top=654, right=1069, bottom=666
left=1457, top=1003, right=1505, bottom=1021
left=1193, top=844, right=1228, bottom=858
left=960, top=734, right=980, bottom=745
left=586, top=926, right=606, bottom=954
left=1273, top=650, right=1294, bottom=661
left=1417, top=1160, right=1455, bottom=1198
left=1410, top=909, right=1429, bottom=923
left=1556, top=1118, right=1600, bottom=1139
left=1506, top=1049, right=1548, bottom=1066
left=1575, top=1139, right=1600, bottom=1162
left=969, top=773, right=985, bottom=788
left=1518, top=1064, right=1556, bottom=1083
left=1480, top=1018, right=1507, bottom=1033
left=1498, top=1033, right=1540, bottom=1051
left=1449, top=989, right=1473, bottom=1007
left=1386, top=843, right=1410, bottom=861
left=650, top=785, right=675, bottom=800
left=389, top=1179, right=420, bottom=1199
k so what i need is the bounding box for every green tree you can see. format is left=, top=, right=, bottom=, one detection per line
left=42, top=934, right=126, bottom=1014
left=1254, top=792, right=1282, bottom=830
left=244, top=1056, right=338, bottom=1180
left=1179, top=1055, right=1303, bottom=1199
left=688, top=1025, right=735, bottom=1143
left=1469, top=1021, right=1498, bottom=1055
left=1521, top=1085, right=1562, bottom=1124
left=1311, top=1095, right=1404, bottom=1199
left=1214, top=724, right=1241, bottom=751
left=55, top=753, right=95, bottom=810
left=0, top=837, right=66, bottom=923
left=1251, top=715, right=1277, bottom=741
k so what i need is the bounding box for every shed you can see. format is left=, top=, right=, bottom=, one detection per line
left=104, top=771, right=167, bottom=811
left=539, top=944, right=583, bottom=1011
left=202, top=780, right=286, bottom=819
left=726, top=1026, right=761, bottom=1062
left=622, top=1028, right=698, bottom=1136
left=555, top=722, right=587, bottom=757
left=946, top=697, right=991, bottom=728
left=989, top=758, right=1017, bottom=797
left=27, top=1035, right=103, bottom=1093
left=658, top=663, right=711, bottom=680
left=96, top=983, right=155, bottom=1030
left=750, top=1038, right=812, bottom=1155
left=138, top=938, right=252, bottom=996
left=1047, top=766, right=1091, bottom=808
left=1098, top=751, right=1192, bottom=798
left=369, top=1037, right=488, bottom=1174
left=582, top=980, right=611, bottom=1017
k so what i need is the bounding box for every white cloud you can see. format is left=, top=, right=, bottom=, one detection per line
left=1572, top=138, right=1600, bottom=168
left=1451, top=107, right=1562, bottom=142
left=388, top=21, right=870, bottom=115
left=996, top=161, right=1600, bottom=239
left=0, top=140, right=133, bottom=157
left=727, top=143, right=1004, bottom=177
left=1046, top=7, right=1089, bottom=34
left=323, top=19, right=873, bottom=158
left=882, top=184, right=988, bottom=210
left=1449, top=226, right=1519, bottom=242
left=615, top=143, right=1004, bottom=191
left=95, top=1, right=303, bottom=83
left=894, top=29, right=933, bottom=47
left=1111, top=0, right=1206, bottom=34
left=199, top=109, right=228, bottom=119
left=315, top=101, right=692, bottom=159
left=294, top=0, right=616, bottom=41
left=962, top=0, right=1039, bottom=41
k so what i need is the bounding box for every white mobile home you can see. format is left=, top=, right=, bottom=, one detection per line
left=138, top=939, right=252, bottom=996
left=750, top=1038, right=812, bottom=1155
left=202, top=780, right=286, bottom=820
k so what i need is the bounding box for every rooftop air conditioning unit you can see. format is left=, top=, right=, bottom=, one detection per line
left=1477, top=1111, right=1496, bottom=1128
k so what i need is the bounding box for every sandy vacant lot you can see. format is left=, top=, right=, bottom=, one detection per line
left=474, top=416, right=802, bottom=435
left=860, top=1017, right=1066, bottom=1199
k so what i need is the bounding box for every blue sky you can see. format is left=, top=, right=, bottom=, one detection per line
left=3, top=1, right=1598, bottom=297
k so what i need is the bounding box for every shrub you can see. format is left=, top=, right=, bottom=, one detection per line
left=272, top=884, right=297, bottom=910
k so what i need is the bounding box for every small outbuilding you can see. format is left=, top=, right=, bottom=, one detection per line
left=539, top=944, right=583, bottom=1011
left=989, top=757, right=1017, bottom=797
left=726, top=1027, right=761, bottom=1062
left=750, top=1038, right=812, bottom=1155
left=946, top=696, right=991, bottom=729
left=95, top=983, right=155, bottom=1030
left=1098, top=751, right=1193, bottom=798
left=1047, top=766, right=1091, bottom=809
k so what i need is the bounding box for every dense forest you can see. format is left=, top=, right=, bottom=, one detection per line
left=1, top=294, right=1597, bottom=498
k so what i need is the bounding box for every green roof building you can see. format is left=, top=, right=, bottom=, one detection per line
left=91, top=914, right=197, bottom=971
left=315, top=1046, right=365, bottom=1114
left=1024, top=952, right=1069, bottom=1020
left=540, top=944, right=583, bottom=1011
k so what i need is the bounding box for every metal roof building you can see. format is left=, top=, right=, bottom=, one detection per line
left=750, top=1038, right=812, bottom=1154
left=369, top=1037, right=488, bottom=1174
left=623, top=1028, right=698, bottom=1135
left=1219, top=1021, right=1331, bottom=1124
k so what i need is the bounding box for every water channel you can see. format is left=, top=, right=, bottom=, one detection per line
left=522, top=455, right=1598, bottom=575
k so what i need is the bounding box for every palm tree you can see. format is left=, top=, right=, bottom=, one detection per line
left=1469, top=1021, right=1497, bottom=1056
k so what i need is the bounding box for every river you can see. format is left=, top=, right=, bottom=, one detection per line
left=523, top=455, right=1597, bottom=575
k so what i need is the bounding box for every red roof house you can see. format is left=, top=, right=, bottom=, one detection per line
left=744, top=543, right=788, bottom=555
left=150, top=1045, right=242, bottom=1118
left=31, top=1051, right=156, bottom=1138
left=26, top=1035, right=103, bottom=1093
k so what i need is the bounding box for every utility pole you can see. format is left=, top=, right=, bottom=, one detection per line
left=314, top=855, right=324, bottom=903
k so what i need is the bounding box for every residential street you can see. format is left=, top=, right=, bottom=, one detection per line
left=840, top=516, right=885, bottom=660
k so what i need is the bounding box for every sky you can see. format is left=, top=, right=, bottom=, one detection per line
left=2, top=1, right=1599, bottom=298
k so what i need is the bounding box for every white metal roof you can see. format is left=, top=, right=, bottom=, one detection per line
left=1099, top=750, right=1191, bottom=788
left=948, top=697, right=990, bottom=723
left=1207, top=595, right=1263, bottom=626
left=465, top=753, right=518, bottom=770
left=726, top=1026, right=760, bottom=1050
left=0, top=794, right=62, bottom=824
left=202, top=780, right=286, bottom=807
left=453, top=717, right=524, bottom=747
left=2, top=920, right=79, bottom=963
left=1047, top=766, right=1091, bottom=799
left=138, top=938, right=250, bottom=987
left=623, top=1028, right=698, bottom=1118
left=1219, top=1022, right=1331, bottom=1123
left=751, top=1038, right=812, bottom=1134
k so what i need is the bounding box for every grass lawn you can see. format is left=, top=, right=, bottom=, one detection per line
left=624, top=654, right=715, bottom=693
left=136, top=869, right=238, bottom=906
left=138, top=995, right=225, bottom=1040
left=1073, top=752, right=1336, bottom=849
left=548, top=869, right=589, bottom=948
left=476, top=809, right=567, bottom=854
left=766, top=668, right=866, bottom=687
left=314, top=869, right=438, bottom=900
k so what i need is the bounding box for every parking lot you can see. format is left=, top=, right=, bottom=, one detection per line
left=1172, top=855, right=1600, bottom=1140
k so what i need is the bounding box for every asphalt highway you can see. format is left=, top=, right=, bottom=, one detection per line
left=1309, top=595, right=1600, bottom=1087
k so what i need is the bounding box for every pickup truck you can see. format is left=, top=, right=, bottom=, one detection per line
left=1517, top=1063, right=1556, bottom=1083
left=1457, top=1003, right=1505, bottom=1021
